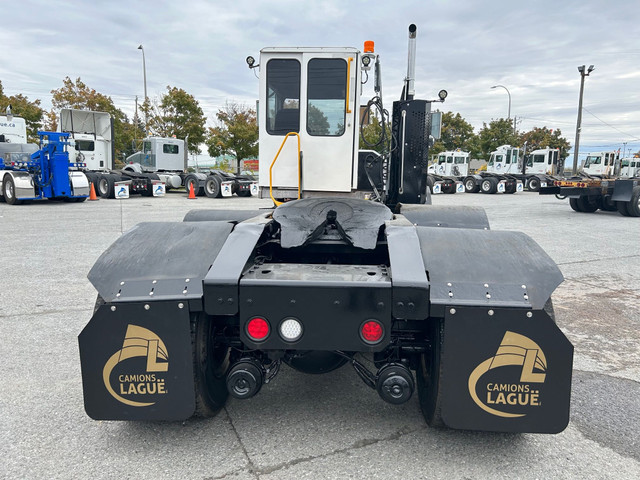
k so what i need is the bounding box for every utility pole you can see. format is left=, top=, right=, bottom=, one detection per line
left=572, top=65, right=594, bottom=175
left=138, top=45, right=148, bottom=136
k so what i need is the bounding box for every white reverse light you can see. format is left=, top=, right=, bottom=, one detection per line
left=279, top=318, right=303, bottom=342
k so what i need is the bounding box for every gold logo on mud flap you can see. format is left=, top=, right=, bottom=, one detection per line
left=103, top=325, right=169, bottom=407
left=468, top=331, right=546, bottom=418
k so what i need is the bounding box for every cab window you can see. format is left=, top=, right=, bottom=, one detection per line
left=163, top=144, right=179, bottom=154
left=454, top=156, right=466, bottom=164
left=75, top=140, right=94, bottom=151
left=266, top=59, right=301, bottom=135
left=143, top=141, right=152, bottom=153
left=307, top=58, right=347, bottom=136
left=446, top=156, right=453, bottom=163
left=438, top=155, right=446, bottom=164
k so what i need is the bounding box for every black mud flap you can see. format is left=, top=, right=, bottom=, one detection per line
left=78, top=301, right=195, bottom=421
left=439, top=306, right=573, bottom=433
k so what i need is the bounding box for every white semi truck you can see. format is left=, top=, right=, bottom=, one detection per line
left=60, top=109, right=257, bottom=198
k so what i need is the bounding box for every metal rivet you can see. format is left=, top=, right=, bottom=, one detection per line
left=185, top=278, right=190, bottom=283
left=448, top=291, right=453, bottom=297
left=116, top=293, right=121, bottom=298
left=247, top=298, right=253, bottom=304
left=144, top=304, right=150, bottom=310
left=183, top=289, right=188, bottom=294
left=484, top=283, right=489, bottom=288
left=524, top=294, right=529, bottom=300
left=521, top=285, right=527, bottom=289
left=227, top=297, right=233, bottom=304
left=447, top=282, right=452, bottom=287
left=486, top=293, right=491, bottom=299
left=178, top=303, right=184, bottom=309
left=334, top=300, right=340, bottom=305
left=110, top=306, right=116, bottom=312
left=488, top=309, right=494, bottom=316
left=152, top=280, right=157, bottom=284
left=408, top=302, right=415, bottom=309
left=526, top=312, right=533, bottom=318
left=149, top=291, right=154, bottom=296
left=290, top=299, right=296, bottom=304
left=217, top=297, right=223, bottom=304
left=120, top=281, right=125, bottom=286
left=450, top=308, right=456, bottom=315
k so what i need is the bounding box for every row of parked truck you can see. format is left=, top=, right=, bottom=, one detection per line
left=0, top=108, right=258, bottom=205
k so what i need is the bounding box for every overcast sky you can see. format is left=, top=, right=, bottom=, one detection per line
left=4, top=0, right=639, bottom=161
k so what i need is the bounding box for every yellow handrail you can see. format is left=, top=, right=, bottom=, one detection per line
left=346, top=57, right=353, bottom=114
left=269, top=132, right=301, bottom=206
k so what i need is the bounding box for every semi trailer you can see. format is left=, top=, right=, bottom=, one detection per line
left=79, top=25, right=573, bottom=433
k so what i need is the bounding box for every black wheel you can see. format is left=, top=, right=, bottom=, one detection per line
left=569, top=198, right=583, bottom=212
left=616, top=201, right=631, bottom=216
left=427, top=176, right=435, bottom=193
left=555, top=193, right=567, bottom=200
left=185, top=176, right=204, bottom=197
left=600, top=196, right=618, bottom=212
left=204, top=176, right=221, bottom=198
left=480, top=177, right=497, bottom=194
left=98, top=175, right=115, bottom=198
left=416, top=318, right=444, bottom=427
left=577, top=196, right=598, bottom=213
left=627, top=186, right=640, bottom=217
left=527, top=177, right=541, bottom=192
left=192, top=313, right=230, bottom=417
left=285, top=351, right=348, bottom=374
left=463, top=177, right=479, bottom=193
left=3, top=175, right=21, bottom=205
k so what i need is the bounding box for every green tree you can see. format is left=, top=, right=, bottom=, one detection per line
left=359, top=116, right=391, bottom=155
left=476, top=118, right=519, bottom=159
left=431, top=111, right=476, bottom=155
left=0, top=80, right=44, bottom=143
left=144, top=86, right=206, bottom=153
left=206, top=102, right=258, bottom=173
left=48, top=77, right=134, bottom=161
left=519, top=126, right=571, bottom=161
left=307, top=104, right=330, bottom=135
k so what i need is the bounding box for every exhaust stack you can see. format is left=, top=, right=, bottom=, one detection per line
left=405, top=24, right=417, bottom=101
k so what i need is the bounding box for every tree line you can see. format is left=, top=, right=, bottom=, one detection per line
left=0, top=78, right=256, bottom=170
left=2, top=77, right=574, bottom=169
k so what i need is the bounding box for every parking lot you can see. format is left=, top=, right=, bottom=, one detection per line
left=1, top=191, right=639, bottom=479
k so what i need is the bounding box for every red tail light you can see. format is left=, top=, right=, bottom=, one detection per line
left=247, top=317, right=270, bottom=341
left=361, top=320, right=384, bottom=344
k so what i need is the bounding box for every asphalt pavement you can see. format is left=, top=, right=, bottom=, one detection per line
left=1, top=190, right=638, bottom=479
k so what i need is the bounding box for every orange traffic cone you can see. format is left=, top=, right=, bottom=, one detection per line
left=89, top=182, right=98, bottom=201
left=188, top=182, right=196, bottom=199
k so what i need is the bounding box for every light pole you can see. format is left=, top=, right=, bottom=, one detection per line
left=491, top=84, right=511, bottom=119
left=572, top=64, right=594, bottom=175
left=137, top=44, right=148, bottom=135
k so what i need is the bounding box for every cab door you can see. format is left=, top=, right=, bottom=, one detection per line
left=300, top=52, right=358, bottom=192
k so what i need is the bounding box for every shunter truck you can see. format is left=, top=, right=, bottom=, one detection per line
left=427, top=150, right=467, bottom=194
left=79, top=25, right=573, bottom=433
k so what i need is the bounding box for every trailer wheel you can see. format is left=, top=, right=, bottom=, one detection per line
left=627, top=186, right=640, bottom=217
left=192, top=313, right=229, bottom=417
left=569, top=198, right=583, bottom=212
left=185, top=176, right=205, bottom=197
left=577, top=196, right=598, bottom=213
left=285, top=351, right=348, bottom=374
left=480, top=177, right=497, bottom=194
left=98, top=175, right=115, bottom=199
left=427, top=176, right=435, bottom=193
left=600, top=196, right=618, bottom=212
left=463, top=177, right=479, bottom=193
left=2, top=175, right=21, bottom=205
left=416, top=318, right=444, bottom=427
left=526, top=177, right=541, bottom=192
left=204, top=176, right=221, bottom=198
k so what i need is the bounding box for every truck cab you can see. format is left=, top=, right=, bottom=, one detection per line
left=59, top=109, right=113, bottom=171
left=127, top=137, right=186, bottom=171
left=523, top=147, right=561, bottom=175
left=581, top=151, right=618, bottom=176
left=429, top=150, right=470, bottom=177
left=486, top=145, right=520, bottom=174
left=257, top=47, right=363, bottom=200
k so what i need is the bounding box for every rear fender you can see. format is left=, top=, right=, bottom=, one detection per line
left=399, top=204, right=490, bottom=230
left=415, top=226, right=563, bottom=312
left=88, top=221, right=234, bottom=306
